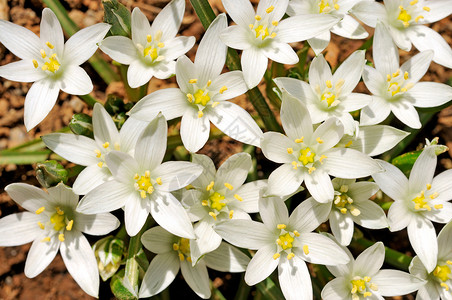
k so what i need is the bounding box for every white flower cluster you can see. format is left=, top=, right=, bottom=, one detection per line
left=0, top=0, right=451, bottom=299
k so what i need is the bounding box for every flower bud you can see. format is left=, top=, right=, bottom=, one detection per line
left=35, top=160, right=68, bottom=188
left=69, top=113, right=94, bottom=138
left=93, top=236, right=125, bottom=281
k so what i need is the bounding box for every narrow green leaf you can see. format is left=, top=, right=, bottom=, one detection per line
left=110, top=269, right=137, bottom=300
left=256, top=277, right=285, bottom=300
left=103, top=0, right=132, bottom=37
left=0, top=151, right=51, bottom=165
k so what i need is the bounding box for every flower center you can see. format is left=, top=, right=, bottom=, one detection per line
left=315, top=79, right=344, bottom=108
left=410, top=183, right=442, bottom=212
left=318, top=0, right=340, bottom=14
left=202, top=181, right=240, bottom=220
left=350, top=276, right=378, bottom=299
left=333, top=185, right=361, bottom=216
left=185, top=78, right=227, bottom=118
left=248, top=6, right=278, bottom=42
left=137, top=30, right=165, bottom=63
left=288, top=137, right=327, bottom=174
left=299, top=147, right=316, bottom=165
left=433, top=261, right=452, bottom=291
left=32, top=42, right=61, bottom=74
left=94, top=142, right=120, bottom=168
left=173, top=237, right=192, bottom=262
left=386, top=69, right=414, bottom=98
left=396, top=0, right=430, bottom=28
left=133, top=170, right=162, bottom=199
left=35, top=205, right=74, bottom=243
left=272, top=224, right=306, bottom=260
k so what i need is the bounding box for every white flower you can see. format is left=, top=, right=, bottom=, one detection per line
left=410, top=221, right=452, bottom=300
left=215, top=196, right=350, bottom=300
left=220, top=0, right=341, bottom=88
left=322, top=240, right=425, bottom=300
left=287, top=0, right=369, bottom=54
left=139, top=226, right=250, bottom=299
left=0, top=183, right=119, bottom=297
left=274, top=50, right=371, bottom=135
left=100, top=0, right=195, bottom=88
left=77, top=114, right=203, bottom=237
left=129, top=14, right=263, bottom=152
left=352, top=0, right=452, bottom=68
left=261, top=92, right=382, bottom=202
left=360, top=23, right=452, bottom=129
left=42, top=103, right=148, bottom=195
left=372, top=145, right=452, bottom=273
left=305, top=178, right=387, bottom=246
left=181, top=153, right=267, bottom=259
left=0, top=8, right=111, bottom=130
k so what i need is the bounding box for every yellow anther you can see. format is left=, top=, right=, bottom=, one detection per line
left=98, top=162, right=103, bottom=168
left=103, top=142, right=110, bottom=148
left=334, top=3, right=339, bottom=10
left=434, top=204, right=443, bottom=209
left=403, top=21, right=410, bottom=27
left=140, top=190, right=146, bottom=199
left=156, top=177, right=162, bottom=185
left=308, top=167, right=316, bottom=174
left=41, top=237, right=51, bottom=242
left=429, top=192, right=439, bottom=199
left=287, top=253, right=295, bottom=260
left=303, top=245, right=309, bottom=255
left=178, top=253, right=185, bottom=261
left=187, top=93, right=194, bottom=103
left=369, top=283, right=378, bottom=291
left=58, top=233, right=65, bottom=242
left=36, top=206, right=45, bottom=214
left=209, top=212, right=217, bottom=220
left=364, top=276, right=371, bottom=282
left=363, top=292, right=372, bottom=297
left=249, top=24, right=254, bottom=29
left=345, top=140, right=353, bottom=147
left=316, top=137, right=324, bottom=144
left=295, top=137, right=304, bottom=143
left=387, top=74, right=391, bottom=81
left=173, top=243, right=179, bottom=251
left=441, top=283, right=449, bottom=291
left=32, top=59, right=38, bottom=68
left=198, top=111, right=204, bottom=118
left=224, top=183, right=233, bottom=190
left=55, top=207, right=64, bottom=215
left=423, top=6, right=430, bottom=11
left=46, top=41, right=54, bottom=49
left=404, top=71, right=409, bottom=80
left=229, top=210, right=234, bottom=219
left=201, top=200, right=208, bottom=206
left=425, top=204, right=432, bottom=211
left=350, top=207, right=361, bottom=216
left=409, top=0, right=418, bottom=5
left=415, top=15, right=424, bottom=22
left=292, top=161, right=298, bottom=170
left=340, top=208, right=347, bottom=214
left=134, top=173, right=139, bottom=180
left=287, top=148, right=293, bottom=154
left=219, top=86, right=227, bottom=94
left=40, top=49, right=46, bottom=58
left=266, top=6, right=274, bottom=13
left=144, top=170, right=150, bottom=178
left=293, top=230, right=300, bottom=237
left=234, top=194, right=243, bottom=201
left=272, top=21, right=278, bottom=26
left=66, top=220, right=74, bottom=231
left=94, top=149, right=102, bottom=158
left=277, top=224, right=287, bottom=230
left=255, top=15, right=262, bottom=21
left=270, top=32, right=277, bottom=38
left=114, top=143, right=120, bottom=151
left=146, top=35, right=152, bottom=43
left=154, top=30, right=163, bottom=41
left=426, top=183, right=432, bottom=190
left=206, top=181, right=215, bottom=191
left=189, top=79, right=198, bottom=84
left=207, top=80, right=212, bottom=86
left=147, top=186, right=154, bottom=194
left=393, top=70, right=400, bottom=77
left=326, top=80, right=332, bottom=88
left=276, top=239, right=282, bottom=246
left=157, top=42, right=165, bottom=48
left=273, top=253, right=280, bottom=260
left=37, top=222, right=45, bottom=229
left=211, top=102, right=219, bottom=108
left=340, top=185, right=348, bottom=193
left=186, top=256, right=192, bottom=263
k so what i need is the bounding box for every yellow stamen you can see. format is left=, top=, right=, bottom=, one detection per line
left=40, top=49, right=46, bottom=58
left=326, top=80, right=332, bottom=88
left=36, top=206, right=45, bottom=214
left=173, top=243, right=179, bottom=251
left=41, top=237, right=51, bottom=242
left=114, top=143, right=120, bottom=150
left=187, top=93, right=194, bottom=102
left=434, top=204, right=443, bottom=209
left=287, top=253, right=295, bottom=260
left=441, top=283, right=449, bottom=291
left=316, top=137, right=324, bottom=144
left=98, top=162, right=103, bottom=168
left=426, top=183, right=432, bottom=190
left=404, top=71, right=409, bottom=80
left=58, top=233, right=65, bottom=242
left=206, top=181, right=214, bottom=191
left=273, top=253, right=280, bottom=260
left=37, top=222, right=45, bottom=229
left=134, top=173, right=139, bottom=180
left=255, top=15, right=262, bottom=21
left=144, top=170, right=150, bottom=178
left=270, top=32, right=277, bottom=38
left=234, top=194, right=243, bottom=201
left=364, top=276, right=371, bottom=282
left=157, top=42, right=165, bottom=48
left=56, top=207, right=65, bottom=215
left=179, top=253, right=185, bottom=261
left=409, top=0, right=418, bottom=5
left=189, top=79, right=197, bottom=84
left=308, top=167, right=316, bottom=174
left=429, top=192, right=439, bottom=199
left=249, top=24, right=254, bottom=29
left=387, top=74, right=392, bottom=81
left=198, top=111, right=203, bottom=118
left=207, top=80, right=212, bottom=86
left=423, top=6, right=430, bottom=11
left=46, top=41, right=54, bottom=49
left=345, top=140, right=353, bottom=147
left=415, top=15, right=424, bottom=22
left=340, top=208, right=347, bottom=214
left=140, top=190, right=146, bottom=199
left=103, top=142, right=110, bottom=148
left=334, top=3, right=339, bottom=10
left=287, top=148, right=293, bottom=154
left=229, top=210, right=234, bottom=219
left=147, top=35, right=152, bottom=43
left=303, top=245, right=309, bottom=255
left=272, top=21, right=278, bottom=26
left=447, top=260, right=452, bottom=265
left=219, top=86, right=227, bottom=94
left=156, top=177, right=162, bottom=185
left=293, top=230, right=300, bottom=237
left=266, top=6, right=274, bottom=13
left=66, top=220, right=74, bottom=231
left=369, top=283, right=378, bottom=291
left=292, top=161, right=298, bottom=170
left=295, top=137, right=304, bottom=143
left=209, top=212, right=217, bottom=220
left=211, top=102, right=219, bottom=108
left=95, top=149, right=102, bottom=158
left=32, top=59, right=38, bottom=68
left=363, top=292, right=372, bottom=297
left=319, top=155, right=327, bottom=163
left=201, top=200, right=208, bottom=206
left=224, top=183, right=233, bottom=190
left=147, top=186, right=154, bottom=194
left=277, top=224, right=287, bottom=229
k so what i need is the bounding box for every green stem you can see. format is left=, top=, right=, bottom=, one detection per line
left=77, top=94, right=99, bottom=107
left=42, top=0, right=119, bottom=85
left=66, top=165, right=85, bottom=178
left=189, top=0, right=282, bottom=132
left=234, top=274, right=251, bottom=300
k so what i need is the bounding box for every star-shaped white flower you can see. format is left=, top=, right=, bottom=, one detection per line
left=352, top=0, right=452, bottom=68
left=322, top=240, right=425, bottom=299
left=139, top=225, right=250, bottom=299
left=360, top=23, right=452, bottom=129
left=261, top=92, right=382, bottom=202
left=372, top=145, right=452, bottom=273
left=410, top=221, right=452, bottom=300
left=42, top=103, right=148, bottom=195
left=100, top=0, right=195, bottom=88
left=0, top=183, right=119, bottom=297
left=129, top=14, right=263, bottom=152
left=0, top=8, right=111, bottom=130
left=275, top=50, right=371, bottom=135
left=220, top=0, right=341, bottom=88
left=77, top=114, right=203, bottom=237
left=287, top=0, right=369, bottom=54
left=215, top=196, right=350, bottom=300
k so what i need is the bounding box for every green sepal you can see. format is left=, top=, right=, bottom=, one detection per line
left=110, top=269, right=138, bottom=300
left=35, top=160, right=68, bottom=188
left=93, top=235, right=126, bottom=281
left=102, top=0, right=132, bottom=37
left=69, top=113, right=94, bottom=138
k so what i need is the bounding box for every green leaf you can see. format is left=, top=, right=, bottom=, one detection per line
left=256, top=277, right=285, bottom=300
left=0, top=150, right=51, bottom=165
left=391, top=150, right=421, bottom=175
left=103, top=0, right=132, bottom=37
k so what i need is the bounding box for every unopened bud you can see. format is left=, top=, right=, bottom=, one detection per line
left=69, top=113, right=93, bottom=138
left=36, top=160, right=68, bottom=188
left=93, top=236, right=125, bottom=281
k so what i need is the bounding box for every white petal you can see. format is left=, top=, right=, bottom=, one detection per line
left=152, top=0, right=185, bottom=40
left=193, top=222, right=222, bottom=261
left=390, top=101, right=421, bottom=129
left=432, top=169, right=452, bottom=203
left=63, top=23, right=111, bottom=66
left=209, top=71, right=248, bottom=101
left=261, top=132, right=297, bottom=164
left=214, top=220, right=273, bottom=250
left=259, top=196, right=289, bottom=231
left=321, top=277, right=350, bottom=300
left=180, top=260, right=211, bottom=299
left=289, top=198, right=330, bottom=233
left=135, top=114, right=167, bottom=170
left=360, top=96, right=392, bottom=126
left=232, top=180, right=268, bottom=213
left=194, top=14, right=227, bottom=83
left=181, top=108, right=210, bottom=153
left=61, top=231, right=99, bottom=297
left=438, top=221, right=452, bottom=260
left=150, top=191, right=195, bottom=239
left=331, top=15, right=368, bottom=39
left=296, top=232, right=350, bottom=265
left=42, top=133, right=99, bottom=166
left=24, top=79, right=60, bottom=131
left=0, top=60, right=46, bottom=82
left=372, top=269, right=426, bottom=296
left=190, top=154, right=216, bottom=188
left=5, top=183, right=50, bottom=212
left=25, top=237, right=59, bottom=278
left=59, top=65, right=93, bottom=95
left=304, top=169, right=334, bottom=203
left=244, top=244, right=279, bottom=286
left=407, top=217, right=438, bottom=273
left=332, top=50, right=365, bottom=96
left=422, top=0, right=452, bottom=23
left=262, top=42, right=299, bottom=65
left=352, top=200, right=388, bottom=229
left=209, top=102, right=263, bottom=147
left=416, top=281, right=440, bottom=300
left=105, top=151, right=138, bottom=184
left=131, top=7, right=151, bottom=46
left=280, top=92, right=313, bottom=140
left=307, top=31, right=331, bottom=55
left=266, top=164, right=304, bottom=197
left=273, top=77, right=316, bottom=103
left=40, top=8, right=64, bottom=56
left=351, top=1, right=387, bottom=27
left=340, top=93, right=372, bottom=113
left=256, top=0, right=288, bottom=20
left=124, top=194, right=149, bottom=236
left=127, top=60, right=155, bottom=88
left=92, top=103, right=120, bottom=146
left=309, top=54, right=332, bottom=91
left=118, top=117, right=149, bottom=154
left=204, top=242, right=250, bottom=272
left=0, top=19, right=41, bottom=59
left=221, top=0, right=255, bottom=27
left=139, top=252, right=179, bottom=298
left=175, top=55, right=196, bottom=93
left=408, top=82, right=452, bottom=108
left=388, top=26, right=412, bottom=51
left=47, top=183, right=79, bottom=208
left=153, top=161, right=203, bottom=191
left=0, top=212, right=41, bottom=246
left=408, top=25, right=452, bottom=68
left=219, top=25, right=251, bottom=50
left=387, top=201, right=412, bottom=232
left=423, top=201, right=452, bottom=224
left=278, top=256, right=312, bottom=300
left=372, top=159, right=408, bottom=201
left=400, top=50, right=434, bottom=84
left=409, top=146, right=436, bottom=192
left=99, top=36, right=137, bottom=65
left=313, top=117, right=344, bottom=152
left=373, top=23, right=399, bottom=76
left=362, top=65, right=386, bottom=95
left=241, top=48, right=268, bottom=88
left=75, top=212, right=119, bottom=235
left=354, top=241, right=385, bottom=276
left=329, top=209, right=354, bottom=246
left=277, top=14, right=339, bottom=43
left=77, top=181, right=129, bottom=214
left=409, top=255, right=429, bottom=279
left=215, top=153, right=251, bottom=190
left=323, top=148, right=383, bottom=178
